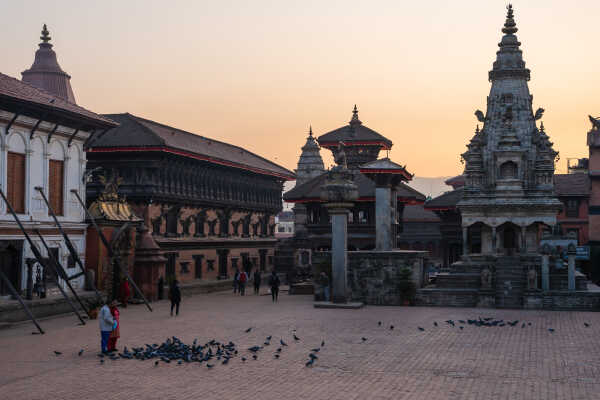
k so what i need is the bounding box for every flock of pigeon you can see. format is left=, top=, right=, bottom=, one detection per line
left=55, top=326, right=325, bottom=368
left=53, top=318, right=591, bottom=367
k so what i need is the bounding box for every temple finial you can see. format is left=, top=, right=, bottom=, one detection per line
left=502, top=4, right=518, bottom=35
left=308, top=125, right=313, bottom=137
left=540, top=121, right=545, bottom=132
left=475, top=124, right=480, bottom=134
left=350, top=104, right=362, bottom=126
left=40, top=24, right=51, bottom=44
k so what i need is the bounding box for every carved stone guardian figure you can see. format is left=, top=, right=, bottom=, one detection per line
left=480, top=267, right=492, bottom=289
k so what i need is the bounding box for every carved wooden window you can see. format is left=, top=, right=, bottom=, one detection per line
left=7, top=152, right=25, bottom=213
left=499, top=161, right=518, bottom=179
left=49, top=160, right=64, bottom=216
left=166, top=207, right=179, bottom=236
left=193, top=255, right=203, bottom=279
left=565, top=199, right=580, bottom=218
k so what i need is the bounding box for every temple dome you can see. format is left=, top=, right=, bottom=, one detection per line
left=22, top=24, right=76, bottom=104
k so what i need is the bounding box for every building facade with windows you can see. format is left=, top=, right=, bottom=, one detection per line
left=0, top=31, right=117, bottom=296
left=86, top=113, right=295, bottom=284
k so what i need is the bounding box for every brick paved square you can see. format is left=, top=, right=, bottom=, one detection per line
left=1, top=291, right=599, bottom=400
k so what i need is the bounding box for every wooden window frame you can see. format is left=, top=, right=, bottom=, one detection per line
left=7, top=151, right=26, bottom=214
left=48, top=159, right=64, bottom=216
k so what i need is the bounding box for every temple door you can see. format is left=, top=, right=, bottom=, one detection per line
left=0, top=241, right=21, bottom=296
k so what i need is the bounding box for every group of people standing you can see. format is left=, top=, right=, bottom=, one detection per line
left=233, top=268, right=281, bottom=302
left=98, top=269, right=284, bottom=353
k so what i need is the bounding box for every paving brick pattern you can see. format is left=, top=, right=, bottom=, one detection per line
left=1, top=290, right=600, bottom=400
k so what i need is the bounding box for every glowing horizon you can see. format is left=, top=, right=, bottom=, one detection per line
left=2, top=0, right=599, bottom=177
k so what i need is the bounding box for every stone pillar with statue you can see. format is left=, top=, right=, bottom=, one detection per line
left=316, top=143, right=360, bottom=307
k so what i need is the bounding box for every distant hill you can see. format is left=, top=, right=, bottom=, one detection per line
left=281, top=175, right=453, bottom=211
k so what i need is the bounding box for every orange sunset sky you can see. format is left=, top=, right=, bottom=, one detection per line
left=3, top=0, right=600, bottom=177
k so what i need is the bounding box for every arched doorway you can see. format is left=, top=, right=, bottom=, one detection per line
left=498, top=222, right=520, bottom=255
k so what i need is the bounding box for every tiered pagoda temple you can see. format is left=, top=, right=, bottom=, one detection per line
left=284, top=106, right=425, bottom=251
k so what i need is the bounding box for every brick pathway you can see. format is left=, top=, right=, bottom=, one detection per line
left=1, top=290, right=599, bottom=400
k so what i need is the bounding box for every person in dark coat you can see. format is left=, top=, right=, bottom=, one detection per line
left=269, top=271, right=281, bottom=302
left=157, top=275, right=164, bottom=300
left=169, top=280, right=182, bottom=316
left=253, top=269, right=261, bottom=295
left=233, top=268, right=240, bottom=294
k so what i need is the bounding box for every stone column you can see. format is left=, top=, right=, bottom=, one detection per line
left=568, top=244, right=576, bottom=291
left=491, top=226, right=497, bottom=254
left=521, top=226, right=527, bottom=254
left=541, top=245, right=550, bottom=291
left=462, top=226, right=468, bottom=256
left=329, top=207, right=350, bottom=303
left=320, top=166, right=358, bottom=304
left=375, top=186, right=392, bottom=251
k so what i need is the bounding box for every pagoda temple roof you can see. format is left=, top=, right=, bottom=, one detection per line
left=283, top=169, right=425, bottom=203
left=89, top=113, right=295, bottom=180
left=424, top=187, right=464, bottom=211
left=317, top=105, right=392, bottom=149
left=318, top=124, right=392, bottom=149
left=553, top=174, right=590, bottom=197
left=359, top=157, right=413, bottom=180
left=0, top=72, right=117, bottom=131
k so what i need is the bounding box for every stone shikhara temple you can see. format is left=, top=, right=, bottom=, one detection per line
left=419, top=5, right=600, bottom=309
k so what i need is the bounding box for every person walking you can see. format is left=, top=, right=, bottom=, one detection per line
left=238, top=270, right=248, bottom=296
left=269, top=270, right=280, bottom=302
left=169, top=280, right=182, bottom=316
left=107, top=300, right=120, bottom=352
left=253, top=269, right=261, bottom=295
left=119, top=278, right=130, bottom=308
left=98, top=299, right=114, bottom=354
left=157, top=275, right=164, bottom=300
left=233, top=268, right=240, bottom=294
left=320, top=271, right=330, bottom=302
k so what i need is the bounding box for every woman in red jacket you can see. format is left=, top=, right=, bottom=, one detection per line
left=107, top=300, right=120, bottom=352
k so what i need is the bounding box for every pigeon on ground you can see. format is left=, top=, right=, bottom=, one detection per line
left=458, top=320, right=465, bottom=324
left=154, top=360, right=159, bottom=366
left=434, top=322, right=438, bottom=327
left=274, top=354, right=280, bottom=359
left=584, top=322, right=590, bottom=328
left=178, top=360, right=182, bottom=365
left=245, top=327, right=252, bottom=333
left=54, top=351, right=62, bottom=356
left=264, top=341, right=270, bottom=346
left=459, top=326, right=464, bottom=330
left=390, top=325, right=394, bottom=330
left=241, top=357, right=247, bottom=362
left=266, top=336, right=272, bottom=340
left=378, top=321, right=382, bottom=326
left=293, top=334, right=300, bottom=341
left=311, top=348, right=320, bottom=352
left=548, top=328, right=555, bottom=333
left=100, top=359, right=104, bottom=364
left=321, top=340, right=325, bottom=347
left=248, top=346, right=261, bottom=352
left=309, top=353, right=318, bottom=360
left=280, top=339, right=288, bottom=346
left=306, top=359, right=314, bottom=367
left=78, top=349, right=84, bottom=356
left=362, top=337, right=368, bottom=342
left=252, top=354, right=258, bottom=360
left=207, top=364, right=214, bottom=368
left=276, top=348, right=282, bottom=353
left=418, top=327, right=425, bottom=332
left=528, top=322, right=532, bottom=326
left=522, top=323, right=526, bottom=328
